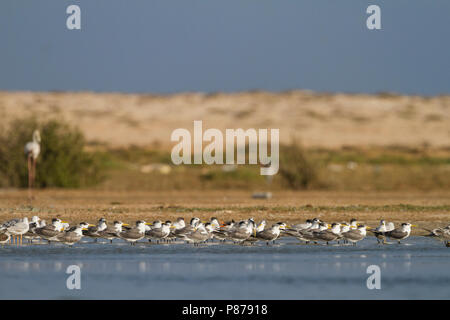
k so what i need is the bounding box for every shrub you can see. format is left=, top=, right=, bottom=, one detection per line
left=0, top=117, right=104, bottom=188
left=278, top=141, right=318, bottom=189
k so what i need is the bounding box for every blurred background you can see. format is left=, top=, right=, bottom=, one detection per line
left=0, top=1, right=449, bottom=192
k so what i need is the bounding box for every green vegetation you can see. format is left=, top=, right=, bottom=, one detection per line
left=278, top=142, right=319, bottom=189
left=1, top=118, right=449, bottom=191
left=0, top=117, right=105, bottom=188
left=96, top=145, right=450, bottom=191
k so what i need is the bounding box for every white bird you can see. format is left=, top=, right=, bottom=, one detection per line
left=57, top=222, right=90, bottom=246
left=83, top=218, right=107, bottom=241
left=34, top=218, right=65, bottom=242
left=6, top=217, right=30, bottom=245
left=209, top=217, right=221, bottom=230
left=256, top=220, right=267, bottom=232
left=385, top=223, right=414, bottom=244
left=145, top=222, right=172, bottom=243
left=341, top=225, right=368, bottom=245
left=296, top=222, right=328, bottom=243
left=225, top=220, right=255, bottom=243
left=313, top=223, right=342, bottom=245
left=173, top=217, right=200, bottom=240
left=184, top=223, right=212, bottom=245
left=166, top=217, right=185, bottom=241
left=119, top=220, right=148, bottom=245
left=349, top=218, right=358, bottom=229
left=98, top=221, right=128, bottom=243
left=23, top=215, right=41, bottom=243
left=371, top=220, right=394, bottom=244
left=24, top=130, right=41, bottom=199
left=255, top=223, right=286, bottom=245
left=172, top=217, right=185, bottom=230
left=340, top=222, right=350, bottom=233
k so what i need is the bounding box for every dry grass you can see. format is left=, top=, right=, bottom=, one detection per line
left=1, top=90, right=449, bottom=149
left=0, top=190, right=449, bottom=234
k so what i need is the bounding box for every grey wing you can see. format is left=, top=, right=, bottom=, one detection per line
left=146, top=229, right=163, bottom=238
left=84, top=226, right=99, bottom=236
left=316, top=231, right=337, bottom=241
left=283, top=229, right=300, bottom=237
left=386, top=229, right=406, bottom=239
left=59, top=232, right=82, bottom=243
left=188, top=230, right=208, bottom=241
left=7, top=222, right=28, bottom=233
left=2, top=219, right=20, bottom=228
left=256, top=230, right=274, bottom=240
left=35, top=226, right=59, bottom=238
left=121, top=229, right=143, bottom=240
left=298, top=230, right=316, bottom=240
left=99, top=230, right=118, bottom=237
left=343, top=230, right=363, bottom=240
left=230, top=230, right=249, bottom=240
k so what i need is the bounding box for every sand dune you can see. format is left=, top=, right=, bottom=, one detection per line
left=0, top=90, right=449, bottom=149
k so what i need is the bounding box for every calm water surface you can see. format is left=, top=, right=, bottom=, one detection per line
left=0, top=237, right=449, bottom=299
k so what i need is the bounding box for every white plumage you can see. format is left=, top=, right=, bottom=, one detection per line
left=24, top=130, right=41, bottom=159
left=24, top=130, right=41, bottom=199
left=6, top=217, right=30, bottom=236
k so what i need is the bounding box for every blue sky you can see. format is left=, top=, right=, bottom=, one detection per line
left=1, top=1, right=449, bottom=95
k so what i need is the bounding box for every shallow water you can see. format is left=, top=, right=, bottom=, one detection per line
left=0, top=237, right=449, bottom=299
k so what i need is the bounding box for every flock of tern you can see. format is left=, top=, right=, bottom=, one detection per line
left=1, top=216, right=449, bottom=247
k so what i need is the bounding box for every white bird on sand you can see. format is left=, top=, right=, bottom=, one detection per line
left=24, top=130, right=41, bottom=199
